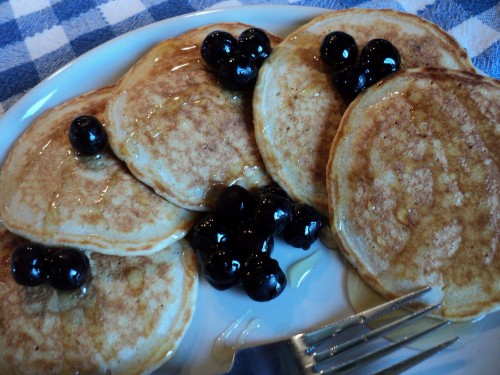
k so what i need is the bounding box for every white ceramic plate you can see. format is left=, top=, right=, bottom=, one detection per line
left=0, top=5, right=498, bottom=375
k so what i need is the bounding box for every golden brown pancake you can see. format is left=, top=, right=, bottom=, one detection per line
left=0, top=86, right=196, bottom=256
left=327, top=68, right=499, bottom=320
left=0, top=223, right=198, bottom=374
left=254, top=8, right=477, bottom=218
left=106, top=23, right=282, bottom=212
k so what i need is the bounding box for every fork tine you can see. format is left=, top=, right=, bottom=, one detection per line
left=371, top=336, right=460, bottom=375
left=312, top=303, right=440, bottom=363
left=302, top=286, right=431, bottom=352
left=318, top=319, right=450, bottom=374
left=224, top=287, right=454, bottom=375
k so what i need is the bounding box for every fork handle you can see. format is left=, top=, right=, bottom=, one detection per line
left=221, top=340, right=304, bottom=375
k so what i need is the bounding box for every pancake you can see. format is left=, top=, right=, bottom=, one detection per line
left=0, top=86, right=196, bottom=256
left=0, top=223, right=198, bottom=374
left=254, top=8, right=477, bottom=218
left=327, top=68, right=499, bottom=320
left=106, top=23, right=282, bottom=212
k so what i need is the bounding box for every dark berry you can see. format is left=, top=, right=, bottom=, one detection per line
left=282, top=203, right=323, bottom=250
left=216, top=185, right=254, bottom=226
left=360, top=39, right=401, bottom=82
left=320, top=31, right=358, bottom=71
left=69, top=115, right=107, bottom=156
left=253, top=193, right=292, bottom=235
left=332, top=63, right=371, bottom=102
left=238, top=28, right=272, bottom=68
left=217, top=54, right=258, bottom=90
left=252, top=184, right=290, bottom=202
left=10, top=244, right=48, bottom=286
left=201, top=30, right=239, bottom=69
left=241, top=256, right=287, bottom=301
left=189, top=214, right=229, bottom=263
left=47, top=248, right=90, bottom=290
left=230, top=223, right=274, bottom=259
left=204, top=249, right=242, bottom=290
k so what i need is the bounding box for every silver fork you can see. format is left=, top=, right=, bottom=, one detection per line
left=222, top=286, right=459, bottom=374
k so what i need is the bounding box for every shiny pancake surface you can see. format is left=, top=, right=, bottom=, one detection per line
left=0, top=87, right=196, bottom=256
left=254, top=8, right=476, bottom=218
left=327, top=68, right=499, bottom=320
left=106, top=23, right=281, bottom=212
left=0, top=224, right=198, bottom=375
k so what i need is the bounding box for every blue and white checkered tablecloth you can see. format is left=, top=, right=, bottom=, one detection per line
left=0, top=0, right=498, bottom=116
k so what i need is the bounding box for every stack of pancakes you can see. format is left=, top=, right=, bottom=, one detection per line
left=253, top=9, right=498, bottom=321
left=0, top=8, right=498, bottom=374
left=0, top=86, right=199, bottom=374
left=0, top=22, right=281, bottom=374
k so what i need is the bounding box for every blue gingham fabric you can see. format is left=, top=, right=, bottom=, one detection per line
left=0, top=0, right=498, bottom=116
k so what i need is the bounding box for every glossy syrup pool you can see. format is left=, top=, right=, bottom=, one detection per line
left=345, top=266, right=485, bottom=350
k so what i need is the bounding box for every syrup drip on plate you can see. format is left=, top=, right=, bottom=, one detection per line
left=287, top=249, right=323, bottom=288
left=212, top=310, right=262, bottom=364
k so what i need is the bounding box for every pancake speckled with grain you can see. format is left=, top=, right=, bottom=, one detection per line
left=327, top=68, right=499, bottom=320
left=0, top=86, right=196, bottom=256
left=254, top=8, right=477, bottom=218
left=105, top=23, right=281, bottom=212
left=0, top=224, right=198, bottom=375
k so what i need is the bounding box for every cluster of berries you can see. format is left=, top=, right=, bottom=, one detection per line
left=189, top=184, right=323, bottom=302
left=11, top=244, right=90, bottom=290
left=320, top=31, right=401, bottom=101
left=201, top=28, right=272, bottom=90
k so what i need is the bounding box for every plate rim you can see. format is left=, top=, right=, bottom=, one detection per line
left=0, top=5, right=498, bottom=375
